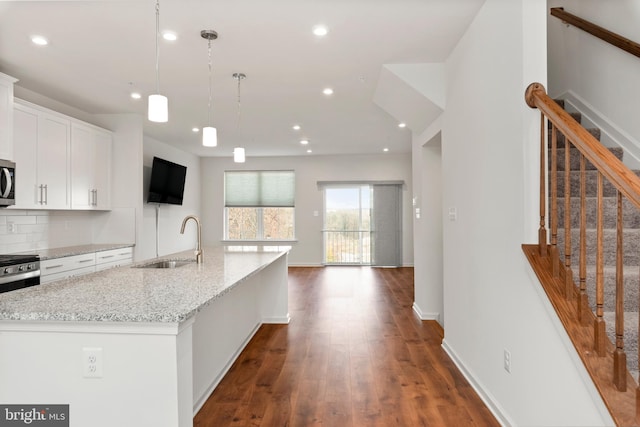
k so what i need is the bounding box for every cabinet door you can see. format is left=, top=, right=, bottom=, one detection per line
left=71, top=124, right=111, bottom=210
left=70, top=123, right=94, bottom=209
left=38, top=113, right=70, bottom=209
left=12, top=105, right=39, bottom=208
left=93, top=130, right=111, bottom=210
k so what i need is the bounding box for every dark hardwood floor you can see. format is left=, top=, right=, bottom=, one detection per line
left=194, top=266, right=499, bottom=427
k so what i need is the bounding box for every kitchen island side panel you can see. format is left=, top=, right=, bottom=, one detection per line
left=192, top=252, right=290, bottom=413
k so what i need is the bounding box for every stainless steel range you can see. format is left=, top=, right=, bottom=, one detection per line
left=0, top=254, right=40, bottom=293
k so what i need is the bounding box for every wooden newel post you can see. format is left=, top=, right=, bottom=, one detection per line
left=526, top=83, right=548, bottom=257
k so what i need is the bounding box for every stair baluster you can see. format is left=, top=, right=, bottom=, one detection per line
left=578, top=153, right=589, bottom=324
left=614, top=190, right=628, bottom=390
left=539, top=112, right=549, bottom=257
left=551, top=124, right=560, bottom=277
left=564, top=139, right=574, bottom=298
left=595, top=172, right=607, bottom=356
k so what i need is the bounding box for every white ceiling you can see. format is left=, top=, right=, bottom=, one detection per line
left=0, top=0, right=483, bottom=158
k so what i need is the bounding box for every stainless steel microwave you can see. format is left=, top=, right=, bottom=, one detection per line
left=0, top=159, right=15, bottom=207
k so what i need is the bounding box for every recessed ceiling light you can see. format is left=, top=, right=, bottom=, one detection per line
left=323, top=88, right=334, bottom=96
left=162, top=32, right=177, bottom=41
left=292, top=125, right=301, bottom=131
left=383, top=148, right=389, bottom=152
left=300, top=139, right=309, bottom=145
left=398, top=123, right=407, bottom=128
left=312, top=25, right=328, bottom=37
left=192, top=127, right=200, bottom=132
left=31, top=35, right=48, bottom=46
left=130, top=92, right=142, bottom=100
left=307, top=149, right=313, bottom=153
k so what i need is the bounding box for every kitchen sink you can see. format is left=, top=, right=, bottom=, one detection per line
left=135, top=260, right=195, bottom=269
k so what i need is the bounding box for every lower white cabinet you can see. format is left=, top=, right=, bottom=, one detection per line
left=40, top=247, right=133, bottom=284
left=40, top=253, right=96, bottom=284
left=95, top=247, right=133, bottom=271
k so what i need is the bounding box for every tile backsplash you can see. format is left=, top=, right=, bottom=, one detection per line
left=0, top=209, right=95, bottom=254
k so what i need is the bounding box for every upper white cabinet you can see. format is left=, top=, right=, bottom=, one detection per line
left=0, top=72, right=18, bottom=160
left=13, top=99, right=111, bottom=210
left=14, top=103, right=70, bottom=209
left=71, top=122, right=111, bottom=210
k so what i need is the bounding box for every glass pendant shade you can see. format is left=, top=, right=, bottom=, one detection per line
left=233, top=147, right=245, bottom=163
left=203, top=126, right=217, bottom=147
left=148, top=94, right=168, bottom=122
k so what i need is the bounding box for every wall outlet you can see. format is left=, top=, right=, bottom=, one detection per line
left=504, top=349, right=511, bottom=373
left=82, top=347, right=103, bottom=378
left=7, top=221, right=16, bottom=234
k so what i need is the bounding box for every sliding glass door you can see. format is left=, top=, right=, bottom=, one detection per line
left=322, top=183, right=402, bottom=266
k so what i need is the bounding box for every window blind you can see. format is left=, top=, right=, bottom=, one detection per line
left=371, top=184, right=402, bottom=267
left=224, top=170, right=295, bottom=207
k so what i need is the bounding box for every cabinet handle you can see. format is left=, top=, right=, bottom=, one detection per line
left=45, top=264, right=64, bottom=270
left=43, top=184, right=48, bottom=205
left=78, top=259, right=93, bottom=264
left=94, top=189, right=98, bottom=206
left=99, top=255, right=115, bottom=260
left=38, top=184, right=43, bottom=205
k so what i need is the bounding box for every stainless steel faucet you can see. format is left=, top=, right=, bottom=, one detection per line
left=180, top=215, right=203, bottom=264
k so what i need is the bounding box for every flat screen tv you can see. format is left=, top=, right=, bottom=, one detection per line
left=147, top=156, right=187, bottom=205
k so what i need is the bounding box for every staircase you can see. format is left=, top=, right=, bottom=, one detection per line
left=553, top=100, right=640, bottom=379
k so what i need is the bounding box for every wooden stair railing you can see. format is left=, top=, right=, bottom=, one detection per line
left=525, top=82, right=640, bottom=426
left=550, top=7, right=640, bottom=59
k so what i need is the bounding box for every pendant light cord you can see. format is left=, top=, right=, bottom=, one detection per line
left=236, top=75, right=242, bottom=132
left=207, top=39, right=213, bottom=126
left=155, top=0, right=160, bottom=94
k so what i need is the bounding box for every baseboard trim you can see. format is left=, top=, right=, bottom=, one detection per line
left=262, top=314, right=291, bottom=324
left=441, top=339, right=513, bottom=427
left=411, top=302, right=439, bottom=321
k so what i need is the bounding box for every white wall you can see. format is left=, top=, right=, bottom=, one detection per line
left=140, top=137, right=202, bottom=261
left=412, top=122, right=443, bottom=323
left=438, top=0, right=613, bottom=425
left=200, top=153, right=413, bottom=266
left=548, top=0, right=640, bottom=162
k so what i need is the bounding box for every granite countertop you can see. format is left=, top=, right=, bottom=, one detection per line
left=0, top=246, right=289, bottom=323
left=19, top=243, right=134, bottom=260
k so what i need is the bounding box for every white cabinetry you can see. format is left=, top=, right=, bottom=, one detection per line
left=71, top=122, right=111, bottom=210
left=13, top=102, right=70, bottom=209
left=0, top=72, right=18, bottom=160
left=40, top=253, right=96, bottom=284
left=41, top=247, right=133, bottom=284
left=13, top=99, right=111, bottom=210
left=95, top=247, right=133, bottom=271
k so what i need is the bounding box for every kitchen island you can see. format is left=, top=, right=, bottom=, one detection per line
left=0, top=246, right=290, bottom=427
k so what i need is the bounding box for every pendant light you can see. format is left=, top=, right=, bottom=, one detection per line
left=233, top=72, right=246, bottom=162
left=233, top=147, right=246, bottom=163
left=201, top=30, right=218, bottom=147
left=148, top=0, right=168, bottom=122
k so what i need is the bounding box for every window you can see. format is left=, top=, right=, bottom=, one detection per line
left=224, top=171, right=295, bottom=240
